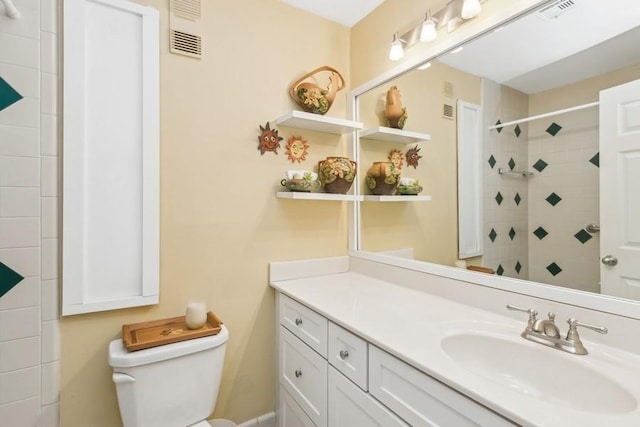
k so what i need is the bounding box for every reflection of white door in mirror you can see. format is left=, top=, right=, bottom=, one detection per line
left=600, top=78, right=640, bottom=300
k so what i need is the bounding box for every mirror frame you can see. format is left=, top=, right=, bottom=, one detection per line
left=347, top=0, right=640, bottom=320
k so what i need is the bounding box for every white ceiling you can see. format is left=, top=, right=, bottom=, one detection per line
left=279, top=0, right=385, bottom=27
left=437, top=0, right=640, bottom=94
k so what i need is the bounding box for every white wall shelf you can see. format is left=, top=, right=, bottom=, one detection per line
left=274, top=110, right=363, bottom=135
left=360, top=127, right=431, bottom=144
left=362, top=195, right=432, bottom=202
left=276, top=192, right=364, bottom=201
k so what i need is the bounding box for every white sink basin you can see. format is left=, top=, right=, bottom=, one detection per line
left=441, top=333, right=637, bottom=414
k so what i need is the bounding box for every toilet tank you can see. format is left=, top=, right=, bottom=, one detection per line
left=109, top=326, right=229, bottom=427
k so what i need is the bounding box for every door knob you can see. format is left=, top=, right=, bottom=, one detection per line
left=601, top=255, right=618, bottom=266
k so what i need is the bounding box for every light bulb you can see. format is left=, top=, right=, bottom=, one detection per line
left=389, top=33, right=404, bottom=61
left=461, top=0, right=482, bottom=19
left=420, top=12, right=437, bottom=42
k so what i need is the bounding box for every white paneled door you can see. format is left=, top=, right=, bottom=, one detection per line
left=599, top=78, right=640, bottom=300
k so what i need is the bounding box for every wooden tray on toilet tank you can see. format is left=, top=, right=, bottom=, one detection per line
left=122, top=311, right=223, bottom=352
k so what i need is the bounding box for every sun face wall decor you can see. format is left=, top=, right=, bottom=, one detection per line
left=257, top=122, right=283, bottom=155
left=285, top=136, right=310, bottom=163
left=406, top=145, right=422, bottom=169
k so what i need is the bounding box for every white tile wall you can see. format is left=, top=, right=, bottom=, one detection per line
left=0, top=1, right=60, bottom=424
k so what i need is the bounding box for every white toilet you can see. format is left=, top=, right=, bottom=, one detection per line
left=108, top=325, right=230, bottom=427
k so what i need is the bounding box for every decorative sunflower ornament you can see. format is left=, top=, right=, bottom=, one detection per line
left=285, top=136, right=310, bottom=163
left=257, top=122, right=283, bottom=155
left=406, top=145, right=422, bottom=169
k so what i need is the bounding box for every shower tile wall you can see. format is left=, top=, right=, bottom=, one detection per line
left=527, top=108, right=600, bottom=292
left=0, top=1, right=60, bottom=426
left=482, top=79, right=529, bottom=279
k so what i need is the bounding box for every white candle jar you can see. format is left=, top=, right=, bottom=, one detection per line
left=185, top=300, right=207, bottom=329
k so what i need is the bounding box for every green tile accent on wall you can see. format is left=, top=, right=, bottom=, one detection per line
left=489, top=228, right=497, bottom=242
left=508, top=227, right=516, bottom=240
left=515, top=261, right=522, bottom=274
left=589, top=152, right=599, bottom=168
left=488, top=155, right=496, bottom=168
left=533, top=226, right=548, bottom=240
left=495, top=120, right=503, bottom=133
left=514, top=124, right=521, bottom=137
left=514, top=193, right=522, bottom=206
left=574, top=229, right=593, bottom=244
left=545, top=192, right=562, bottom=206
left=546, top=122, right=562, bottom=136
left=533, top=159, right=548, bottom=172
left=496, top=264, right=504, bottom=276
left=508, top=157, right=516, bottom=170
left=495, top=192, right=503, bottom=205
left=0, top=261, right=24, bottom=298
left=546, top=262, right=562, bottom=276
left=0, top=77, right=23, bottom=112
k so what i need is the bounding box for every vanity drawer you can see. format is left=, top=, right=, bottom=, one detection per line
left=279, top=294, right=328, bottom=357
left=368, top=345, right=516, bottom=427
left=280, top=326, right=327, bottom=427
left=328, top=322, right=368, bottom=390
left=279, top=386, right=316, bottom=427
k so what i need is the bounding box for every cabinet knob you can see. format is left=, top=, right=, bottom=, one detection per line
left=339, top=350, right=350, bottom=360
left=295, top=318, right=303, bottom=326
left=294, top=369, right=303, bottom=378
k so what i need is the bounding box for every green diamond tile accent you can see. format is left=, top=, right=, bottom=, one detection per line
left=496, top=264, right=504, bottom=276
left=495, top=120, right=503, bottom=133
left=574, top=229, right=593, bottom=244
left=546, top=262, right=562, bottom=276
left=515, top=261, right=522, bottom=274
left=545, top=192, right=562, bottom=206
left=533, top=159, right=548, bottom=172
left=489, top=228, right=497, bottom=242
left=0, top=77, right=23, bottom=112
left=514, top=124, right=521, bottom=138
left=546, top=122, right=562, bottom=136
left=514, top=193, right=522, bottom=206
left=589, top=152, right=599, bottom=168
left=0, top=261, right=24, bottom=298
left=488, top=155, right=496, bottom=169
left=508, top=157, right=516, bottom=170
left=495, top=192, right=503, bottom=206
left=509, top=227, right=516, bottom=240
left=533, top=226, right=548, bottom=240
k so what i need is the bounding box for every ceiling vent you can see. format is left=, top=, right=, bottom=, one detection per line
left=536, top=0, right=577, bottom=21
left=169, top=0, right=202, bottom=59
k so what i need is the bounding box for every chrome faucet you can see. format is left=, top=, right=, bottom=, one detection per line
left=507, top=304, right=608, bottom=355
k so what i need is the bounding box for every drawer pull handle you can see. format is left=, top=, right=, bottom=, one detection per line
left=295, top=318, right=303, bottom=326
left=294, top=369, right=303, bottom=378
left=339, top=350, right=349, bottom=360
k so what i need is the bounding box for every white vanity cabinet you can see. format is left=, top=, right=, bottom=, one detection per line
left=277, top=293, right=515, bottom=427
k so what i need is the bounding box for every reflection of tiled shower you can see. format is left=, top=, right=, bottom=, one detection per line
left=481, top=79, right=600, bottom=292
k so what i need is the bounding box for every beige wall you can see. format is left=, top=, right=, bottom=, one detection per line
left=60, top=1, right=351, bottom=425
left=358, top=62, right=481, bottom=266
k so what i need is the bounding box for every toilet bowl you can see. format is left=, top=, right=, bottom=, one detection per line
left=108, top=326, right=230, bottom=427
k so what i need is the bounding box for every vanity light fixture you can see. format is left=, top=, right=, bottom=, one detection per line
left=389, top=32, right=405, bottom=61
left=419, top=10, right=438, bottom=42
left=388, top=0, right=486, bottom=62
left=461, top=0, right=482, bottom=19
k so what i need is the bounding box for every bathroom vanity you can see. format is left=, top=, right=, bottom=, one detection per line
left=270, top=255, right=640, bottom=427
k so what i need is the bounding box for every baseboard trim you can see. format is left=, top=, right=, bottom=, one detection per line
left=237, top=411, right=276, bottom=427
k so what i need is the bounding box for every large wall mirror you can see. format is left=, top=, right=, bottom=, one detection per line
left=353, top=0, right=640, bottom=317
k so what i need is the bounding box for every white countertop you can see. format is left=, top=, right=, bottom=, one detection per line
left=271, top=271, right=640, bottom=427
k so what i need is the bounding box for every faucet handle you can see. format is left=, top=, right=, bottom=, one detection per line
left=506, top=304, right=538, bottom=329
left=566, top=318, right=608, bottom=338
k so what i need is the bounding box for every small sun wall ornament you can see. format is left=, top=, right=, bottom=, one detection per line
left=388, top=148, right=405, bottom=169
left=286, top=136, right=310, bottom=163
left=257, top=122, right=283, bottom=155
left=406, top=145, right=422, bottom=169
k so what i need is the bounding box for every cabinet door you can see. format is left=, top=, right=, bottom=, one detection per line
left=279, top=387, right=316, bottom=427
left=328, top=366, right=407, bottom=427
left=369, top=345, right=515, bottom=427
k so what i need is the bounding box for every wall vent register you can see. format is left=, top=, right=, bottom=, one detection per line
left=170, top=0, right=202, bottom=58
